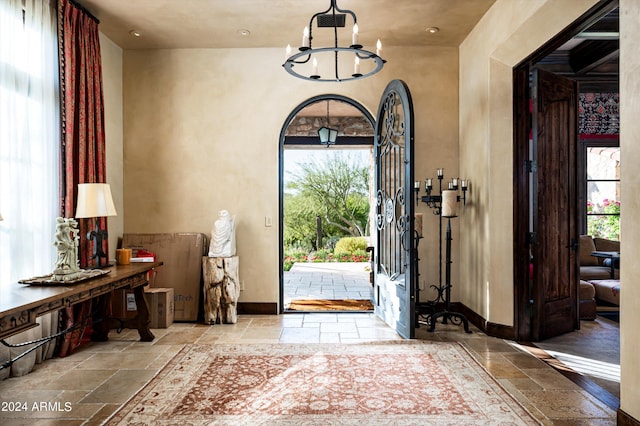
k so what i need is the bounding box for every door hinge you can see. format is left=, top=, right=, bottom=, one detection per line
left=526, top=160, right=537, bottom=173
left=527, top=232, right=537, bottom=245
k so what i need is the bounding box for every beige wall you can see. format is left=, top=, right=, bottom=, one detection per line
left=619, top=0, right=640, bottom=419
left=121, top=46, right=460, bottom=305
left=462, top=0, right=640, bottom=417
left=459, top=0, right=598, bottom=325
left=100, top=33, right=124, bottom=262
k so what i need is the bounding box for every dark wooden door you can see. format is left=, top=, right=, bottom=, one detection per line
left=530, top=69, right=579, bottom=341
left=373, top=80, right=415, bottom=339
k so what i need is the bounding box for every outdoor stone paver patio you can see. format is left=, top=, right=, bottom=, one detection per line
left=283, top=262, right=373, bottom=308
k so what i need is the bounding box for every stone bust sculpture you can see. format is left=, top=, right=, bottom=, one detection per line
left=209, top=210, right=236, bottom=257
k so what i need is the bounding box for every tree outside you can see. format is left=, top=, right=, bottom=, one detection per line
left=283, top=150, right=371, bottom=270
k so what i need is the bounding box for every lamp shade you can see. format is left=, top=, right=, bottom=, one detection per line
left=75, top=183, right=117, bottom=218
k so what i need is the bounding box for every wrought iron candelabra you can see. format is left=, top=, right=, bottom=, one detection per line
left=414, top=168, right=471, bottom=333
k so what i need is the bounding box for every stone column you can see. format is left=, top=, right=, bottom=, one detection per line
left=202, top=256, right=240, bottom=324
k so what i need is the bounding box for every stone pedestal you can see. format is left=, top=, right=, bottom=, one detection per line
left=202, top=256, right=240, bottom=324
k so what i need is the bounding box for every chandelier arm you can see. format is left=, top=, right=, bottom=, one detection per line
left=333, top=7, right=339, bottom=80
left=355, top=51, right=375, bottom=59
left=332, top=0, right=357, bottom=25
left=290, top=53, right=312, bottom=65
left=308, top=3, right=333, bottom=49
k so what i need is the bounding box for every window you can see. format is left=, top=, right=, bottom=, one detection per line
left=0, top=0, right=60, bottom=286
left=582, top=141, right=620, bottom=240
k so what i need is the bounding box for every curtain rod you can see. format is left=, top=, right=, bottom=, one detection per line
left=69, top=0, right=100, bottom=24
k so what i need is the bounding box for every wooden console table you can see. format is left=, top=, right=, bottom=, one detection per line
left=0, top=262, right=162, bottom=341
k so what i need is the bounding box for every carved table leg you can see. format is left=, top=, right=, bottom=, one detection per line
left=91, top=293, right=112, bottom=342
left=131, top=286, right=155, bottom=341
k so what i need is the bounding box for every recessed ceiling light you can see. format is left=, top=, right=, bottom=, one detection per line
left=238, top=29, right=251, bottom=36
left=425, top=27, right=440, bottom=34
left=129, top=29, right=142, bottom=37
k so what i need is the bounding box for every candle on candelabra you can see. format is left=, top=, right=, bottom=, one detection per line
left=426, top=178, right=432, bottom=190
left=441, top=190, right=458, bottom=217
left=437, top=168, right=443, bottom=177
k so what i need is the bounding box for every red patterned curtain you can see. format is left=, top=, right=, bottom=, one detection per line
left=57, top=0, right=106, bottom=356
left=58, top=0, right=107, bottom=267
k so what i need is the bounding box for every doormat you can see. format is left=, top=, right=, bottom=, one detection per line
left=287, top=299, right=374, bottom=312
left=105, top=342, right=542, bottom=425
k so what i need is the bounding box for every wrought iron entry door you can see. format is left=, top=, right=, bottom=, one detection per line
left=373, top=80, right=415, bottom=339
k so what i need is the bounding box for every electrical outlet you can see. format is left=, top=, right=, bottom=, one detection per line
left=265, top=216, right=273, bottom=227
left=240, top=280, right=245, bottom=291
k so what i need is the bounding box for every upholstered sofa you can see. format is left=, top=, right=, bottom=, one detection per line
left=578, top=235, right=620, bottom=318
left=579, top=235, right=620, bottom=281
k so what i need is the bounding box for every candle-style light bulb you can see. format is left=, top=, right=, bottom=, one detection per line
left=376, top=39, right=382, bottom=56
left=285, top=44, right=291, bottom=61
left=352, top=23, right=359, bottom=46
left=437, top=168, right=443, bottom=177
left=302, top=27, right=309, bottom=48
left=426, top=178, right=432, bottom=190
left=461, top=180, right=468, bottom=190
left=354, top=56, right=360, bottom=75
left=312, top=57, right=318, bottom=75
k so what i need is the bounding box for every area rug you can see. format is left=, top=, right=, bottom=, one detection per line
left=106, top=342, right=540, bottom=425
left=287, top=299, right=374, bottom=312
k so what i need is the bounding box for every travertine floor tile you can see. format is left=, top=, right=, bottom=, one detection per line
left=80, top=369, right=156, bottom=404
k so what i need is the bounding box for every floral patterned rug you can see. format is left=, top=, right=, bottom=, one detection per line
left=106, top=342, right=540, bottom=425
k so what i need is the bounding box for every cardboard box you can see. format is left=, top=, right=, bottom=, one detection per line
left=144, top=287, right=174, bottom=328
left=122, top=233, right=207, bottom=321
left=111, top=288, right=138, bottom=320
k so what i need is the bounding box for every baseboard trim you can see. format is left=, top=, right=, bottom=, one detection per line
left=618, top=408, right=640, bottom=425
left=237, top=302, right=278, bottom=315
left=453, top=302, right=516, bottom=340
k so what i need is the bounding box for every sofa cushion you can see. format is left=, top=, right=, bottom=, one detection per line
left=579, top=280, right=596, bottom=300
left=590, top=279, right=620, bottom=306
left=579, top=235, right=598, bottom=266
left=593, top=237, right=620, bottom=253
left=580, top=266, right=617, bottom=281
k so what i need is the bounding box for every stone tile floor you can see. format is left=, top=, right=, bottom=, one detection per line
left=0, top=314, right=616, bottom=425
left=283, top=262, right=373, bottom=308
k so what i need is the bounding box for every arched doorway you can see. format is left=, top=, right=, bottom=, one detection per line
left=278, top=95, right=375, bottom=313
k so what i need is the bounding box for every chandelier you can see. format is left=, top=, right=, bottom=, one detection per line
left=282, top=0, right=386, bottom=82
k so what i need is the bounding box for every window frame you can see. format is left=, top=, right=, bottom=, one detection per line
left=579, top=137, right=620, bottom=237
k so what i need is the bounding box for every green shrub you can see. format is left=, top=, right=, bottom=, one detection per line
left=334, top=237, right=368, bottom=255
